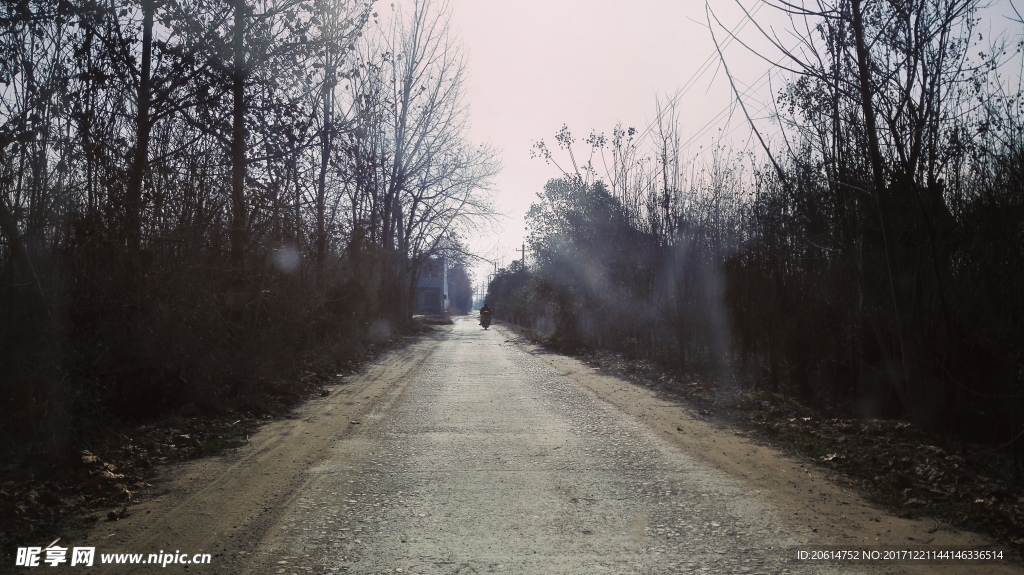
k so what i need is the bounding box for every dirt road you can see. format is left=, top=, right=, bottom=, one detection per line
left=69, top=317, right=1018, bottom=574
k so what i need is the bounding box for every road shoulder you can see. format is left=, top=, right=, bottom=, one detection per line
left=496, top=324, right=1022, bottom=575
left=58, top=329, right=449, bottom=573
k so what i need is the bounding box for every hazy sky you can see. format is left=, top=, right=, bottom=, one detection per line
left=447, top=0, right=752, bottom=281
left=444, top=0, right=1022, bottom=285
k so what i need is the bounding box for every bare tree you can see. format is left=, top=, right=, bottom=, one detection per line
left=708, top=0, right=1022, bottom=431
left=343, top=0, right=498, bottom=319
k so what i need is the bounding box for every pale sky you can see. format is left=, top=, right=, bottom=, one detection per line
left=445, top=0, right=1022, bottom=287
left=449, top=0, right=763, bottom=284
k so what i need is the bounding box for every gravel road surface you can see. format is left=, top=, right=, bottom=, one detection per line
left=247, top=318, right=856, bottom=574
left=73, top=317, right=1018, bottom=575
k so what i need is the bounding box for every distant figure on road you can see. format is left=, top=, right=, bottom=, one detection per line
left=479, top=304, right=492, bottom=329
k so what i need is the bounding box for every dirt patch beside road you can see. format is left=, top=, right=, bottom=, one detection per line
left=52, top=329, right=448, bottom=574
left=495, top=325, right=1021, bottom=575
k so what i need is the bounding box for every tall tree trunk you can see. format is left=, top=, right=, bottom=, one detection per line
left=393, top=194, right=408, bottom=321
left=851, top=0, right=918, bottom=422
left=316, top=52, right=333, bottom=269
left=850, top=0, right=886, bottom=196
left=126, top=0, right=154, bottom=258
left=230, top=0, right=248, bottom=273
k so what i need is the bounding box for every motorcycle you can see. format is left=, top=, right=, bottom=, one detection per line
left=480, top=309, right=492, bottom=329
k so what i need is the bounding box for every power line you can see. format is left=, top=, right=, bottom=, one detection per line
left=632, top=0, right=767, bottom=144
left=678, top=67, right=777, bottom=154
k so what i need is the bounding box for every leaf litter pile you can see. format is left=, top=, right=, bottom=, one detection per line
left=577, top=349, right=1024, bottom=555
left=0, top=327, right=425, bottom=560
left=1, top=413, right=258, bottom=555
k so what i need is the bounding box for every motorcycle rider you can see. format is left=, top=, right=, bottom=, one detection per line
left=479, top=303, right=492, bottom=327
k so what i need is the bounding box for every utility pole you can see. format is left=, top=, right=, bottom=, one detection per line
left=515, top=242, right=526, bottom=269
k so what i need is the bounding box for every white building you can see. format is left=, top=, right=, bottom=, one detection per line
left=414, top=257, right=448, bottom=315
